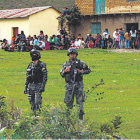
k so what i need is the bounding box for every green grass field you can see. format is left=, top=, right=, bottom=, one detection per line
left=0, top=49, right=140, bottom=138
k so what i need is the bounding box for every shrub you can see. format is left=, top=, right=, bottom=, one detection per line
left=11, top=105, right=122, bottom=139
left=0, top=97, right=123, bottom=139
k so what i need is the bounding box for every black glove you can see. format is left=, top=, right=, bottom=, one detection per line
left=24, top=89, right=27, bottom=94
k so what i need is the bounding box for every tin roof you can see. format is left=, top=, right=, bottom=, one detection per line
left=0, top=6, right=54, bottom=19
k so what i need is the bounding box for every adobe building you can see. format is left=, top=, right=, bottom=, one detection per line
left=0, top=6, right=61, bottom=42
left=74, top=0, right=140, bottom=38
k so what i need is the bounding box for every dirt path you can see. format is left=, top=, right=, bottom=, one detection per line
left=108, top=49, right=140, bottom=53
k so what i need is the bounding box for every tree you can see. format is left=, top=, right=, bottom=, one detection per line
left=58, top=5, right=81, bottom=34
left=66, top=5, right=81, bottom=26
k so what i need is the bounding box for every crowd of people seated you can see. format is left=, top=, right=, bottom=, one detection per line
left=0, top=26, right=140, bottom=52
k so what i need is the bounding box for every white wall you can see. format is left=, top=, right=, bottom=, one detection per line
left=0, top=17, right=29, bottom=42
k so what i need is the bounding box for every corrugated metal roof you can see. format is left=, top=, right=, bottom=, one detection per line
left=0, top=6, right=52, bottom=19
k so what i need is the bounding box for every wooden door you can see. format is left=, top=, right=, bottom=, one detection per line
left=12, top=27, right=19, bottom=37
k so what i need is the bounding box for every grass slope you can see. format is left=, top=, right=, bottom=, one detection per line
left=0, top=0, right=75, bottom=11
left=0, top=49, right=140, bottom=138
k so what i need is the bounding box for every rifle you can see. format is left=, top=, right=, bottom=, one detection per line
left=71, top=69, right=77, bottom=95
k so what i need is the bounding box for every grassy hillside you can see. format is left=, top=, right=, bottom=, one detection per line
left=0, top=49, right=140, bottom=138
left=0, top=0, right=75, bottom=11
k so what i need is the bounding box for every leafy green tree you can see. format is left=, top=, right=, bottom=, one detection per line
left=59, top=5, right=81, bottom=34
left=66, top=5, right=81, bottom=26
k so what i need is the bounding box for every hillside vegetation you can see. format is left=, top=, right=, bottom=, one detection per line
left=0, top=0, right=75, bottom=11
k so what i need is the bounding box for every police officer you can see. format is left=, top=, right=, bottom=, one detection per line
left=60, top=48, right=91, bottom=120
left=24, top=49, right=47, bottom=111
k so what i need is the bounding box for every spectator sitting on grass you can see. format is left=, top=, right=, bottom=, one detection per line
left=8, top=40, right=16, bottom=52
left=17, top=40, right=25, bottom=52
left=44, top=40, right=50, bottom=50
left=26, top=40, right=33, bottom=51
left=55, top=35, right=62, bottom=47
left=2, top=39, right=9, bottom=51
left=39, top=41, right=45, bottom=50
left=74, top=38, right=81, bottom=49
left=49, top=35, right=56, bottom=50
left=89, top=40, right=94, bottom=48
left=30, top=37, right=34, bottom=50
left=34, top=36, right=39, bottom=47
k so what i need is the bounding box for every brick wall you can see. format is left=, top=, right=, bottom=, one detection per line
left=105, top=0, right=140, bottom=14
left=75, top=0, right=95, bottom=15
left=75, top=0, right=140, bottom=15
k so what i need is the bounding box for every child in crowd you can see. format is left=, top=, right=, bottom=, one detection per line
left=115, top=33, right=120, bottom=49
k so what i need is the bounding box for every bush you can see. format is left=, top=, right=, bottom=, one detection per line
left=3, top=105, right=122, bottom=139
left=0, top=97, right=22, bottom=139
left=100, top=115, right=123, bottom=139
left=0, top=96, right=8, bottom=129
left=0, top=97, right=123, bottom=139
left=13, top=105, right=100, bottom=139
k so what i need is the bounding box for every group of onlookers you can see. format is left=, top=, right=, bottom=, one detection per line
left=0, top=26, right=140, bottom=52
left=112, top=27, right=140, bottom=49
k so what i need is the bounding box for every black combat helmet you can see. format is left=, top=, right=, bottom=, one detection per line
left=30, top=49, right=41, bottom=59
left=67, top=48, right=78, bottom=56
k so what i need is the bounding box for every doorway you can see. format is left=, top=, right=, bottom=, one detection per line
left=12, top=27, right=19, bottom=37
left=125, top=23, right=138, bottom=32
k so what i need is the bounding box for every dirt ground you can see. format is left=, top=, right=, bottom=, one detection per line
left=109, top=49, right=140, bottom=53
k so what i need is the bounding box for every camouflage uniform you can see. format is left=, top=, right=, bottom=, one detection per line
left=60, top=58, right=91, bottom=120
left=25, top=50, right=47, bottom=111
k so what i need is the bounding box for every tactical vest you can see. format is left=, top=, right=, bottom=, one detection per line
left=27, top=61, right=43, bottom=83
left=65, top=59, right=83, bottom=83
